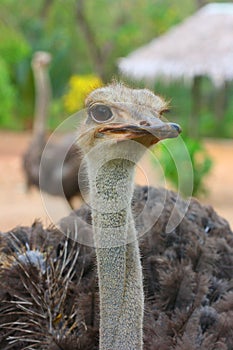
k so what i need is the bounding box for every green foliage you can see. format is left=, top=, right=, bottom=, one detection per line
left=187, top=139, right=212, bottom=196
left=0, top=22, right=31, bottom=129
left=0, top=24, right=30, bottom=66
left=47, top=98, right=66, bottom=131
left=0, top=58, right=18, bottom=128
left=152, top=136, right=213, bottom=197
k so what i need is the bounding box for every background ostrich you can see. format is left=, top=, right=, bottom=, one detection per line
left=1, top=83, right=233, bottom=349
left=23, top=51, right=81, bottom=207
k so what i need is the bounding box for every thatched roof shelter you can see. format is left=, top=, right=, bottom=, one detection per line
left=118, top=3, right=233, bottom=86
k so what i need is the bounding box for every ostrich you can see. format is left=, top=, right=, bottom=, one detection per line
left=1, top=83, right=233, bottom=350
left=76, top=82, right=181, bottom=350
left=23, top=51, right=81, bottom=207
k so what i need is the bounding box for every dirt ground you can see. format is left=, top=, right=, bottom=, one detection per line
left=0, top=131, right=232, bottom=232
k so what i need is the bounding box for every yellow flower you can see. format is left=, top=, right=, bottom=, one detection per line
left=63, top=74, right=103, bottom=113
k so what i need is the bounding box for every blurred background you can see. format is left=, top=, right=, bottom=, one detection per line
left=0, top=0, right=232, bottom=231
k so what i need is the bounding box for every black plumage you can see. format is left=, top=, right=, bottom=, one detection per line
left=0, top=186, right=233, bottom=349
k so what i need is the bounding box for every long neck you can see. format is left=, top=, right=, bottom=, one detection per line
left=87, top=155, right=144, bottom=350
left=32, top=65, right=51, bottom=142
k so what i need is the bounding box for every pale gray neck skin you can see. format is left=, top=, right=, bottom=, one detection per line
left=32, top=64, right=51, bottom=141
left=86, top=146, right=144, bottom=350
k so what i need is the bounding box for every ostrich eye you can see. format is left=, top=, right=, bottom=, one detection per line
left=89, top=104, right=113, bottom=123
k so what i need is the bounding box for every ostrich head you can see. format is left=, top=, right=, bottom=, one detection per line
left=31, top=51, right=51, bottom=70
left=77, top=82, right=181, bottom=156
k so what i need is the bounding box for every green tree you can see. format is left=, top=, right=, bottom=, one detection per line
left=0, top=22, right=30, bottom=128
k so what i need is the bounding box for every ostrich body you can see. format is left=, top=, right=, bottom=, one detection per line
left=23, top=51, right=81, bottom=207
left=1, top=84, right=233, bottom=350
left=1, top=188, right=233, bottom=349
left=77, top=83, right=181, bottom=349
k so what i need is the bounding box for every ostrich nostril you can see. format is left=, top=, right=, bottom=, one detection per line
left=139, top=120, right=151, bottom=126
left=170, top=123, right=182, bottom=134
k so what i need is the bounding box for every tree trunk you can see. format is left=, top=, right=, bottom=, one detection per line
left=190, top=76, right=202, bottom=138
left=214, top=81, right=228, bottom=133
left=76, top=0, right=107, bottom=81
left=196, top=0, right=208, bottom=9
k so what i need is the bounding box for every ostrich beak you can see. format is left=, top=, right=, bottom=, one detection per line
left=97, top=119, right=181, bottom=146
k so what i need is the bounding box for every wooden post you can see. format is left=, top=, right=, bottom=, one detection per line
left=189, top=75, right=202, bottom=138
left=214, top=81, right=228, bottom=133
